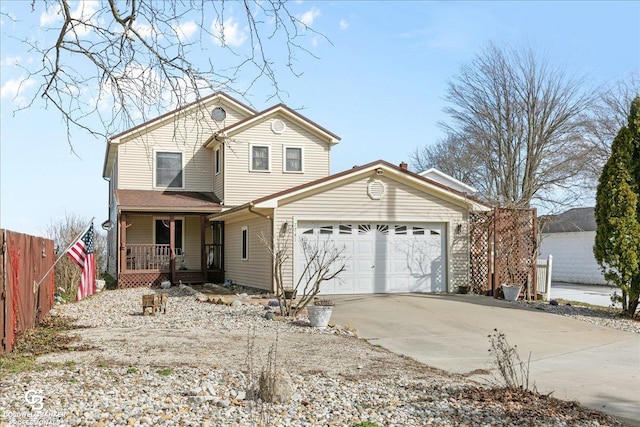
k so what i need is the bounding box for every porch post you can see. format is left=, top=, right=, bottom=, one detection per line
left=119, top=213, right=127, bottom=273
left=170, top=215, right=176, bottom=284
left=200, top=215, right=206, bottom=276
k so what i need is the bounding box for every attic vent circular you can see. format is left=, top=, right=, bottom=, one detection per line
left=367, top=179, right=386, bottom=200
left=271, top=119, right=286, bottom=134
left=211, top=107, right=226, bottom=122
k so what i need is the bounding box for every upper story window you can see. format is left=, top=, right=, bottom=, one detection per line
left=284, top=146, right=303, bottom=172
left=156, top=151, right=183, bottom=188
left=215, top=147, right=221, bottom=175
left=250, top=144, right=270, bottom=172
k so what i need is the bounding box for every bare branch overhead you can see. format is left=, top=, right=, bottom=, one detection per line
left=14, top=0, right=328, bottom=145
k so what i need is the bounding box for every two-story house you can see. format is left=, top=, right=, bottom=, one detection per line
left=103, top=92, right=489, bottom=293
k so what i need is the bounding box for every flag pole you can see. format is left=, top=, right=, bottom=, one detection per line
left=34, top=217, right=95, bottom=289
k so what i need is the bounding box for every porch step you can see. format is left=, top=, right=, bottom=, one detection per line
left=175, top=271, right=206, bottom=285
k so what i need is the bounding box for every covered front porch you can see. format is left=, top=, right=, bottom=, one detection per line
left=117, top=212, right=224, bottom=288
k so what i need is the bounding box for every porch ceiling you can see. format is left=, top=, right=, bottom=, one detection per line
left=116, top=189, right=221, bottom=213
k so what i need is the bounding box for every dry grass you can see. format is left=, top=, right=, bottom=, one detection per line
left=0, top=315, right=92, bottom=374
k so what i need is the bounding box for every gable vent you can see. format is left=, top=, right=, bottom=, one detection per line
left=271, top=119, right=286, bottom=134
left=367, top=179, right=386, bottom=200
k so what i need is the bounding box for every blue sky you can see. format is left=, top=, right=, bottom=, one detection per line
left=1, top=1, right=639, bottom=236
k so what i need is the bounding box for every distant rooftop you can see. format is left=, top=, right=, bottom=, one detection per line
left=540, top=207, right=596, bottom=233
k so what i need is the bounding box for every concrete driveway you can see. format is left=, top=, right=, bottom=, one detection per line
left=330, top=293, right=640, bottom=424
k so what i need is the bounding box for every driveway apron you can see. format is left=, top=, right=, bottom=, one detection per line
left=329, top=294, right=640, bottom=424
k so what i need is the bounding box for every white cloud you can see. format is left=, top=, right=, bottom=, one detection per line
left=69, top=0, right=100, bottom=37
left=176, top=21, right=198, bottom=41
left=339, top=19, right=349, bottom=30
left=211, top=17, right=247, bottom=47
left=311, top=37, right=319, bottom=48
left=298, top=7, right=320, bottom=27
left=1, top=77, right=36, bottom=107
left=1, top=56, right=23, bottom=67
left=40, top=4, right=62, bottom=26
left=133, top=22, right=155, bottom=39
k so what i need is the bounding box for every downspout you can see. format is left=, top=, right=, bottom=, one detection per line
left=248, top=203, right=275, bottom=292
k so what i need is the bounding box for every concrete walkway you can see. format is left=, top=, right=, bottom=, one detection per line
left=551, top=282, right=619, bottom=308
left=330, top=293, right=640, bottom=424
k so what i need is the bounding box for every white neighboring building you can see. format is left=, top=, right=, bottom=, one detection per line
left=539, top=207, right=606, bottom=285
left=419, top=168, right=478, bottom=194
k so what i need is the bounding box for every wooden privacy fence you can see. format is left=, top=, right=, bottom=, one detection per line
left=0, top=229, right=55, bottom=354
left=469, top=207, right=538, bottom=300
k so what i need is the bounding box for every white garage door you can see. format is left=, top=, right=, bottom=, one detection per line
left=295, top=222, right=446, bottom=294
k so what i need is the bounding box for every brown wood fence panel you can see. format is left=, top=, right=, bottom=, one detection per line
left=1, top=229, right=55, bottom=354
left=493, top=208, right=538, bottom=299
left=469, top=212, right=493, bottom=294
left=469, top=208, right=538, bottom=299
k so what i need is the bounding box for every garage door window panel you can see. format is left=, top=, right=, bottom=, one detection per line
left=358, top=224, right=371, bottom=234
left=339, top=224, right=352, bottom=235
left=394, top=225, right=407, bottom=235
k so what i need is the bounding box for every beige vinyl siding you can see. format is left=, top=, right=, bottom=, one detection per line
left=116, top=101, right=249, bottom=192
left=183, top=216, right=203, bottom=270
left=223, top=116, right=331, bottom=206
left=224, top=214, right=272, bottom=291
left=125, top=214, right=154, bottom=244
left=273, top=174, right=470, bottom=291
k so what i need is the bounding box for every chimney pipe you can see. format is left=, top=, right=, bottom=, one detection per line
left=399, top=162, right=408, bottom=170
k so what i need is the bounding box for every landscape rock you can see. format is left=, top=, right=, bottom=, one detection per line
left=259, top=368, right=295, bottom=403
left=0, top=286, right=629, bottom=427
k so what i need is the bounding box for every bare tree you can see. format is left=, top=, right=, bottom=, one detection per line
left=581, top=72, right=640, bottom=182
left=410, top=133, right=481, bottom=186
left=4, top=1, right=326, bottom=146
left=413, top=42, right=595, bottom=209
left=46, top=214, right=106, bottom=300
left=261, top=229, right=346, bottom=317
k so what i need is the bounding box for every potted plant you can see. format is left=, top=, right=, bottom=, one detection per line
left=501, top=283, right=521, bottom=301
left=501, top=263, right=522, bottom=301
left=283, top=288, right=297, bottom=300
left=306, top=298, right=334, bottom=329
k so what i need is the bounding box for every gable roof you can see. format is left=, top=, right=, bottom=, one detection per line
left=203, top=103, right=341, bottom=148
left=102, top=92, right=256, bottom=177
left=211, top=160, right=491, bottom=220
left=541, top=207, right=596, bottom=233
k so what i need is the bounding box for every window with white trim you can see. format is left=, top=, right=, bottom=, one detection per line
left=241, top=226, right=248, bottom=260
left=156, top=151, right=183, bottom=188
left=250, top=144, right=270, bottom=171
left=284, top=146, right=303, bottom=172
left=215, top=147, right=221, bottom=175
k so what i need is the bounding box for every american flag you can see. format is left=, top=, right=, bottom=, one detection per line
left=67, top=223, right=96, bottom=301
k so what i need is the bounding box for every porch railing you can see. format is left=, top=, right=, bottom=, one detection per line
left=126, top=244, right=180, bottom=271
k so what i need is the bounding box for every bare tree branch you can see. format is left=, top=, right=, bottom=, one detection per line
left=413, top=42, right=595, bottom=210
left=9, top=0, right=328, bottom=146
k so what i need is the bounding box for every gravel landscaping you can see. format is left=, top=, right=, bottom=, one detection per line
left=0, top=285, right=630, bottom=426
left=514, top=300, right=640, bottom=335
